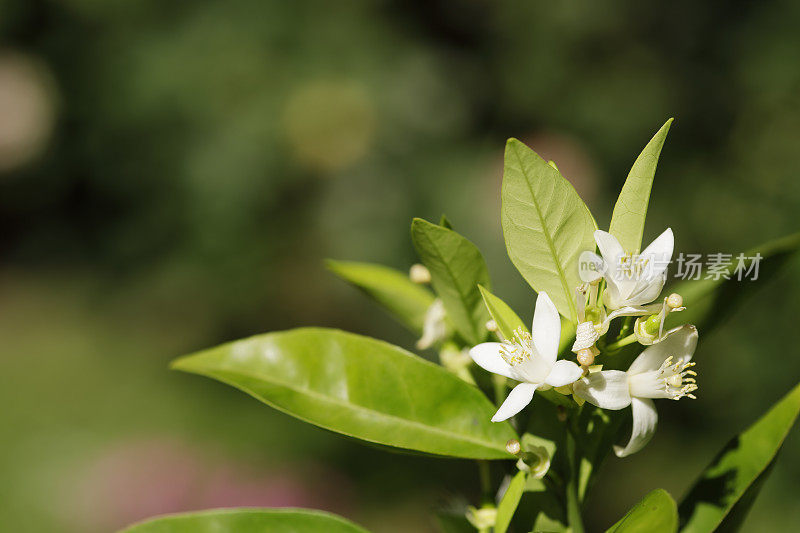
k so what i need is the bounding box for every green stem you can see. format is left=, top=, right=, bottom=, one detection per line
left=604, top=333, right=637, bottom=353
left=478, top=460, right=492, bottom=504
left=492, top=375, right=507, bottom=408
left=565, top=430, right=585, bottom=533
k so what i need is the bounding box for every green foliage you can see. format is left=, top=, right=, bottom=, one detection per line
left=120, top=508, right=369, bottom=533
left=478, top=284, right=527, bottom=341
left=609, top=119, right=673, bottom=254
left=501, top=138, right=597, bottom=322
left=326, top=259, right=435, bottom=334
left=678, top=381, right=800, bottom=532
left=411, top=218, right=491, bottom=345
left=171, top=327, right=517, bottom=459
left=607, top=489, right=678, bottom=533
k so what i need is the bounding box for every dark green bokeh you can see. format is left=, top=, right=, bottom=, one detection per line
left=0, top=1, right=798, bottom=531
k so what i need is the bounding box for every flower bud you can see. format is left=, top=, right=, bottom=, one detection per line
left=409, top=263, right=431, bottom=284
left=667, top=293, right=683, bottom=309
left=505, top=438, right=521, bottom=455
left=485, top=319, right=498, bottom=332
left=516, top=445, right=551, bottom=479
left=466, top=506, right=497, bottom=531
left=577, top=348, right=595, bottom=366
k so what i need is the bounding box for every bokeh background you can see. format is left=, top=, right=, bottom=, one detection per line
left=1, top=1, right=799, bottom=531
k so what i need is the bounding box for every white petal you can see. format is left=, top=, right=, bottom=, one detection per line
left=596, top=230, right=642, bottom=302
left=491, top=383, right=538, bottom=422
left=531, top=292, right=560, bottom=365
left=614, top=397, right=658, bottom=457
left=625, top=276, right=667, bottom=307
left=640, top=228, right=674, bottom=277
left=628, top=324, right=698, bottom=375
left=572, top=370, right=632, bottom=410
left=601, top=276, right=626, bottom=310
left=594, top=230, right=625, bottom=264
left=469, top=343, right=519, bottom=380
left=578, top=251, right=605, bottom=283
left=544, top=360, right=583, bottom=387
left=624, top=228, right=674, bottom=305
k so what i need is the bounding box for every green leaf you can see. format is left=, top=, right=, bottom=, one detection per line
left=172, top=327, right=517, bottom=459
left=326, top=260, right=435, bottom=334
left=411, top=218, right=491, bottom=345
left=439, top=214, right=454, bottom=229
left=495, top=471, right=527, bottom=533
left=478, top=285, right=526, bottom=341
left=120, top=508, right=369, bottom=533
left=501, top=138, right=597, bottom=322
left=668, top=232, right=800, bottom=333
left=607, top=489, right=678, bottom=533
left=678, top=381, right=800, bottom=533
left=609, top=119, right=673, bottom=254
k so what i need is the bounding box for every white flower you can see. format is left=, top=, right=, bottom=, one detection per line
left=581, top=228, right=674, bottom=310
left=469, top=292, right=583, bottom=422
left=416, top=299, right=447, bottom=350
left=572, top=324, right=698, bottom=457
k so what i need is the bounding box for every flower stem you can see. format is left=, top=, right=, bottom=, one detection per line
left=604, top=333, right=637, bottom=353
left=477, top=460, right=492, bottom=503
left=565, top=430, right=585, bottom=533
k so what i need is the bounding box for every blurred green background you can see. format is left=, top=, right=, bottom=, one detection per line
left=1, top=1, right=799, bottom=531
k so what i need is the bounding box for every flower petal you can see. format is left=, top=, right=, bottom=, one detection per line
left=625, top=228, right=674, bottom=304
left=578, top=251, right=605, bottom=283
left=628, top=324, right=698, bottom=375
left=544, top=360, right=583, bottom=388
left=639, top=228, right=674, bottom=278
left=614, top=397, right=658, bottom=457
left=531, top=291, right=560, bottom=365
left=491, top=382, right=538, bottom=422
left=595, top=230, right=635, bottom=304
left=594, top=230, right=625, bottom=264
left=469, top=342, right=519, bottom=380
left=572, top=370, right=632, bottom=410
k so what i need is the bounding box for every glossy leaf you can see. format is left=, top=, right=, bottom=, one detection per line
left=678, top=381, right=800, bottom=533
left=326, top=260, right=435, bottom=334
left=172, top=327, right=517, bottom=459
left=495, top=471, right=527, bottom=533
left=668, top=232, right=800, bottom=333
left=411, top=218, right=491, bottom=345
left=609, top=119, right=673, bottom=254
left=478, top=285, right=526, bottom=341
left=607, top=489, right=678, bottom=533
left=120, top=508, right=369, bottom=533
left=501, top=138, right=596, bottom=322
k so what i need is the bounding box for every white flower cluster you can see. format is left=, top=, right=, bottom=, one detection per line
left=470, top=229, right=699, bottom=457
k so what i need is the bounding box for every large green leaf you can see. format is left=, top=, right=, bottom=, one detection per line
left=678, top=381, right=800, bottom=533
left=120, top=508, right=369, bottom=533
left=609, top=119, right=673, bottom=254
left=607, top=489, right=678, bottom=533
left=501, top=138, right=596, bottom=322
left=172, top=327, right=517, bottom=459
left=411, top=218, right=491, bottom=345
left=668, top=232, right=800, bottom=333
left=326, top=260, right=435, bottom=334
